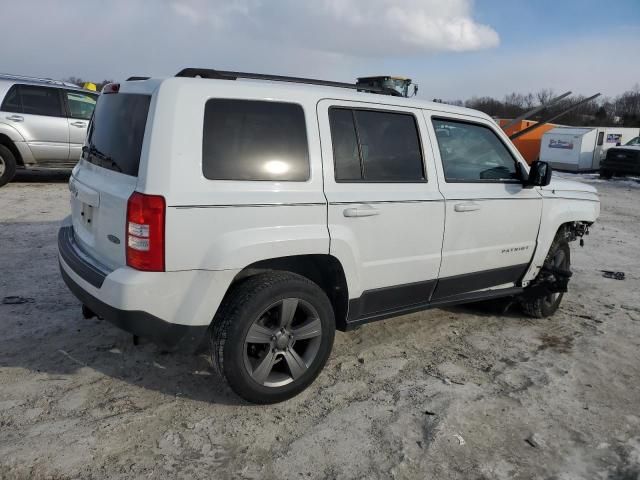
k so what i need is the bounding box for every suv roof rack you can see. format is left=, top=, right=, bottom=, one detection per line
left=0, top=72, right=79, bottom=88
left=175, top=68, right=404, bottom=96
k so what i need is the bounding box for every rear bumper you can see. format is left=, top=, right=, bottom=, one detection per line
left=58, top=223, right=238, bottom=353
left=60, top=264, right=207, bottom=352
left=58, top=225, right=110, bottom=288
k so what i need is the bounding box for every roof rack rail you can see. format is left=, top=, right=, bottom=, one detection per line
left=175, top=68, right=392, bottom=95
left=0, top=72, right=78, bottom=88
left=126, top=76, right=150, bottom=81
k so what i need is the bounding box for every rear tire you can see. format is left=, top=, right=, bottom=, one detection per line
left=0, top=144, right=17, bottom=187
left=521, top=234, right=571, bottom=318
left=600, top=169, right=613, bottom=179
left=211, top=272, right=335, bottom=404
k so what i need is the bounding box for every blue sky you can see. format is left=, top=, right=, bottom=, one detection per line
left=1, top=0, right=639, bottom=101
left=478, top=0, right=640, bottom=42
left=404, top=0, right=640, bottom=99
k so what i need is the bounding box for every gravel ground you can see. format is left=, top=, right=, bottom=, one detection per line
left=1, top=171, right=639, bottom=480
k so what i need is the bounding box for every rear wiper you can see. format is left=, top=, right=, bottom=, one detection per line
left=83, top=145, right=122, bottom=172
left=109, top=159, right=123, bottom=173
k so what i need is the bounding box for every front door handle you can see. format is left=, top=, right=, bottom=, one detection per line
left=6, top=115, right=23, bottom=122
left=454, top=202, right=481, bottom=212
left=70, top=121, right=87, bottom=127
left=343, top=206, right=380, bottom=217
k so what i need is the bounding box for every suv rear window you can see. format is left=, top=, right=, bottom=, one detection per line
left=84, top=93, right=151, bottom=176
left=202, top=99, right=310, bottom=181
left=1, top=84, right=64, bottom=117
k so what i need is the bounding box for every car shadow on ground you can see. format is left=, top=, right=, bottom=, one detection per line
left=446, top=297, right=528, bottom=319
left=0, top=219, right=249, bottom=407
left=0, top=217, right=531, bottom=407
left=1, top=301, right=248, bottom=406
left=12, top=169, right=71, bottom=183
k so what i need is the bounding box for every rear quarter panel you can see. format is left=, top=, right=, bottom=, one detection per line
left=137, top=78, right=329, bottom=272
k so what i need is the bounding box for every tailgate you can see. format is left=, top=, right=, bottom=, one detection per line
left=70, top=167, right=137, bottom=270
left=69, top=90, right=151, bottom=270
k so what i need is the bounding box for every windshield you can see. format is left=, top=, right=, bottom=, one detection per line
left=625, top=136, right=640, bottom=146
left=84, top=93, right=151, bottom=176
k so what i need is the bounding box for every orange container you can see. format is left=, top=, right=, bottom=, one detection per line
left=498, top=119, right=558, bottom=165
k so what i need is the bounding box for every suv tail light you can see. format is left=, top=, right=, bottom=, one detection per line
left=102, top=83, right=120, bottom=94
left=126, top=192, right=165, bottom=272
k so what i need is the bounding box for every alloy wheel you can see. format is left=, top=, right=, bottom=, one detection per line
left=243, top=298, right=322, bottom=387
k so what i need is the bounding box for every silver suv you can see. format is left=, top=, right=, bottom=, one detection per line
left=0, top=74, right=98, bottom=187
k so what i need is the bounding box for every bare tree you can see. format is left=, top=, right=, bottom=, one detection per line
left=536, top=88, right=555, bottom=105
left=450, top=86, right=638, bottom=127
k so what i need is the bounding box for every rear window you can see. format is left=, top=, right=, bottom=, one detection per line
left=1, top=84, right=64, bottom=117
left=84, top=93, right=151, bottom=176
left=202, top=99, right=310, bottom=181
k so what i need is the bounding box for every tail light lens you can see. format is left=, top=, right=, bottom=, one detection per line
left=126, top=192, right=165, bottom=271
left=102, top=83, right=120, bottom=94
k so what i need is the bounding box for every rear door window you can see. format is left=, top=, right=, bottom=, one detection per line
left=329, top=108, right=362, bottom=181
left=202, top=99, right=310, bottom=181
left=0, top=84, right=64, bottom=117
left=84, top=93, right=151, bottom=176
left=329, top=107, right=425, bottom=182
left=65, top=91, right=98, bottom=120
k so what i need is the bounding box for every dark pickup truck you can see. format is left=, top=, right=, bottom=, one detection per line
left=600, top=144, right=640, bottom=178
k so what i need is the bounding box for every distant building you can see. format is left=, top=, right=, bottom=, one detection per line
left=498, top=119, right=559, bottom=164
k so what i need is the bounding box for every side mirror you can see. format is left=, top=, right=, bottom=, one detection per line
left=527, top=160, right=552, bottom=187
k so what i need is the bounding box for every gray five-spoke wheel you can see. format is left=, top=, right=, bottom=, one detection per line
left=243, top=298, right=322, bottom=388
left=0, top=154, right=5, bottom=177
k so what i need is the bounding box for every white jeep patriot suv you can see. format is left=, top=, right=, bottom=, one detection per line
left=58, top=69, right=600, bottom=403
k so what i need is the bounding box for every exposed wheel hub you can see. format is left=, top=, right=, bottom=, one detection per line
left=274, top=329, right=292, bottom=350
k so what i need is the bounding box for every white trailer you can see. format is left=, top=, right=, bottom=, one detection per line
left=540, top=126, right=640, bottom=171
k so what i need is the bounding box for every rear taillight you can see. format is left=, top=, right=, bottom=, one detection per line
left=126, top=192, right=165, bottom=272
left=102, top=83, right=120, bottom=94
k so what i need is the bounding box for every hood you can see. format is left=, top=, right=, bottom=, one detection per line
left=611, top=145, right=640, bottom=153
left=541, top=177, right=598, bottom=195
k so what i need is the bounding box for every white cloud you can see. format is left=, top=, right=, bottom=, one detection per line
left=1, top=0, right=636, bottom=103
left=169, top=0, right=499, bottom=55
left=171, top=2, right=201, bottom=24
left=416, top=29, right=640, bottom=100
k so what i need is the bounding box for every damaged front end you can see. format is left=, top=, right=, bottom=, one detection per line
left=521, top=222, right=590, bottom=298
left=521, top=265, right=573, bottom=298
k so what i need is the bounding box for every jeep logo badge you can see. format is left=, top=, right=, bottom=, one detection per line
left=107, top=234, right=121, bottom=245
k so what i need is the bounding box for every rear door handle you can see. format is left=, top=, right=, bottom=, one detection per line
left=70, top=121, right=87, bottom=127
left=6, top=115, right=23, bottom=122
left=454, top=202, right=481, bottom=212
left=343, top=206, right=380, bottom=217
